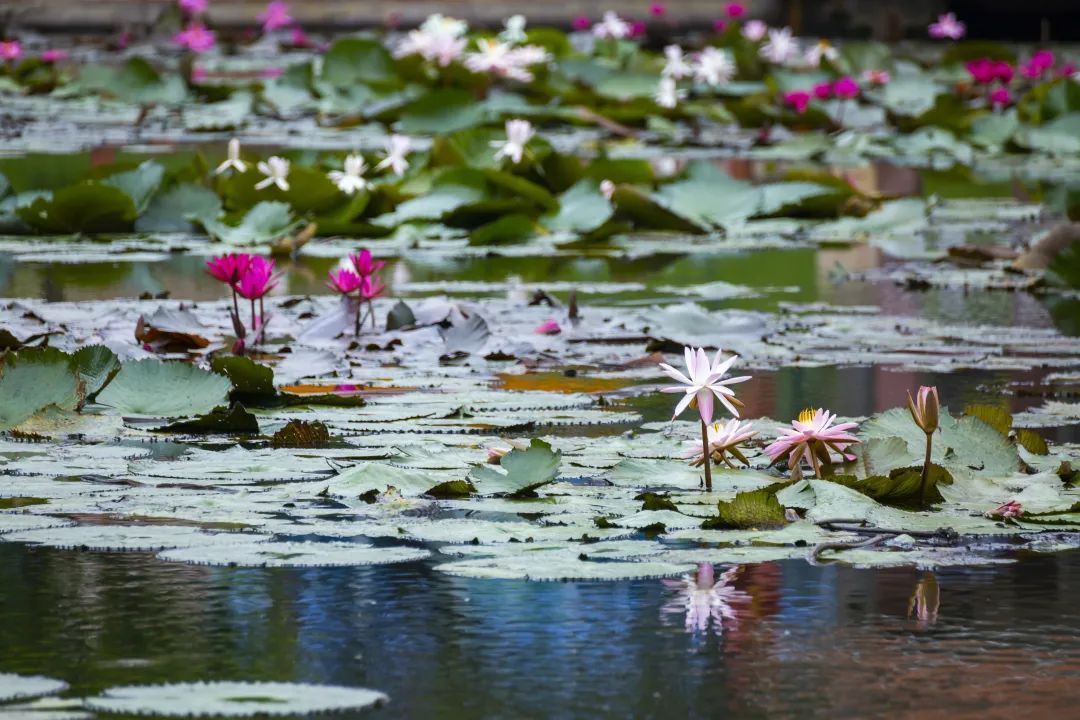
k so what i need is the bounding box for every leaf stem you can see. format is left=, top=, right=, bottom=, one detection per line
left=920, top=431, right=933, bottom=508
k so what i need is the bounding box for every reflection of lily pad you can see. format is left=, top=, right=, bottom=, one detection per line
left=83, top=682, right=388, bottom=717
left=157, top=541, right=430, bottom=567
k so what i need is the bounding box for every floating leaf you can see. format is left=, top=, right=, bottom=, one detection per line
left=469, top=439, right=562, bottom=496
left=963, top=403, right=1012, bottom=436
left=70, top=345, right=119, bottom=399
left=439, top=313, right=491, bottom=355
left=157, top=541, right=429, bottom=567
left=18, top=183, right=136, bottom=234
left=96, top=360, right=231, bottom=417
left=102, top=160, right=164, bottom=213
left=272, top=420, right=330, bottom=449
left=199, top=202, right=302, bottom=246
left=3, top=525, right=264, bottom=551
left=135, top=183, right=222, bottom=233
left=0, top=674, right=68, bottom=703
left=210, top=356, right=276, bottom=402
left=83, top=682, right=387, bottom=717
left=705, top=489, right=788, bottom=530
left=0, top=348, right=83, bottom=430
left=155, top=403, right=259, bottom=434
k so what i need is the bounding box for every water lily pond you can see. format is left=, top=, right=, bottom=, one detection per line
left=2, top=4, right=1080, bottom=717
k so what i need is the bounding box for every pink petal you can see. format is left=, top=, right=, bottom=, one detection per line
left=697, top=389, right=714, bottom=424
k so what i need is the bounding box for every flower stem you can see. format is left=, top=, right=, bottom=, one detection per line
left=249, top=299, right=256, bottom=344
left=700, top=418, right=712, bottom=492
left=919, top=431, right=933, bottom=508
left=354, top=295, right=362, bottom=336
left=231, top=287, right=240, bottom=320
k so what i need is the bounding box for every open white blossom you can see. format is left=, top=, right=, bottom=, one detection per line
left=491, top=119, right=534, bottom=164
left=655, top=77, right=684, bottom=109
left=215, top=138, right=247, bottom=175
left=593, top=11, right=631, bottom=40
left=375, top=134, right=411, bottom=176
left=394, top=14, right=468, bottom=66
left=254, top=156, right=290, bottom=191
left=662, top=45, right=693, bottom=79
left=742, top=19, right=768, bottom=42
left=599, top=179, right=616, bottom=200
left=499, top=14, right=528, bottom=44
left=760, top=26, right=800, bottom=64
left=328, top=155, right=370, bottom=195
left=694, top=47, right=735, bottom=86
left=804, top=39, right=839, bottom=67
left=464, top=39, right=548, bottom=82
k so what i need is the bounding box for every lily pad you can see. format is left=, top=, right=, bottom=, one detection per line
left=83, top=682, right=388, bottom=717
left=157, top=541, right=430, bottom=567
left=469, top=439, right=562, bottom=496
left=95, top=360, right=231, bottom=418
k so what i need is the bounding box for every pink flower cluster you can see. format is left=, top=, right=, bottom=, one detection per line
left=327, top=249, right=387, bottom=334
left=206, top=253, right=282, bottom=351
left=174, top=23, right=216, bottom=53
left=811, top=76, right=860, bottom=100
left=966, top=58, right=1013, bottom=85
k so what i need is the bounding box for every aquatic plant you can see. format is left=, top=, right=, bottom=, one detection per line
left=662, top=564, right=749, bottom=634
left=492, top=119, right=534, bottom=164
left=258, top=1, right=294, bottom=33
left=659, top=348, right=750, bottom=491
left=929, top=12, right=966, bottom=40
left=328, top=155, right=370, bottom=195
left=681, top=419, right=756, bottom=469
left=765, top=408, right=860, bottom=479
left=906, top=385, right=940, bottom=505
left=255, top=156, right=291, bottom=191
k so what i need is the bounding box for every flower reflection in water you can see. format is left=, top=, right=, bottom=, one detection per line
left=662, top=563, right=751, bottom=635
left=908, top=572, right=940, bottom=628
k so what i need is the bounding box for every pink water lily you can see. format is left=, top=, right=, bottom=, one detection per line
left=360, top=274, right=385, bottom=301
left=682, top=419, right=757, bottom=468
left=178, top=0, right=208, bottom=14
left=659, top=347, right=750, bottom=423
left=812, top=81, right=833, bottom=99
left=929, top=12, right=965, bottom=40
left=0, top=40, right=23, bottom=61
left=174, top=22, right=216, bottom=53
left=649, top=3, right=666, bottom=17
left=206, top=253, right=252, bottom=285
left=40, top=49, right=67, bottom=63
left=833, top=76, right=859, bottom=99
left=990, top=500, right=1023, bottom=519
left=571, top=16, right=591, bottom=32
left=989, top=87, right=1011, bottom=108
left=1021, top=50, right=1055, bottom=79
left=349, top=248, right=385, bottom=277
left=725, top=3, right=746, bottom=18
left=326, top=267, right=364, bottom=294
left=765, top=408, right=860, bottom=478
left=782, top=90, right=811, bottom=114
left=258, top=1, right=293, bottom=32
left=534, top=320, right=561, bottom=335
left=235, top=256, right=280, bottom=300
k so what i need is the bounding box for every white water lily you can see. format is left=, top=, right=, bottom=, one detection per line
left=804, top=39, right=839, bottom=67
left=499, top=14, right=528, bottom=44
left=694, top=47, right=735, bottom=86
left=464, top=39, right=546, bottom=82
left=681, top=418, right=757, bottom=467
left=662, top=564, right=751, bottom=635
left=215, top=138, right=247, bottom=175
left=491, top=119, right=534, bottom=164
left=655, top=77, right=684, bottom=109
left=599, top=179, right=616, bottom=200
left=760, top=27, right=800, bottom=64
left=394, top=13, right=468, bottom=66
left=659, top=347, right=751, bottom=422
left=254, top=156, right=290, bottom=191
left=593, top=11, right=631, bottom=40
left=328, top=155, right=370, bottom=195
left=662, top=45, right=693, bottom=79
left=375, top=134, right=411, bottom=176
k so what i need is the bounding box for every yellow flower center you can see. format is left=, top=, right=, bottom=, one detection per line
left=798, top=408, right=816, bottom=423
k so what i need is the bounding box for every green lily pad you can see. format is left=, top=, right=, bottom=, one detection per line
left=95, top=360, right=231, bottom=417
left=18, top=183, right=137, bottom=234
left=469, top=438, right=562, bottom=496
left=705, top=489, right=788, bottom=530
left=199, top=201, right=302, bottom=246
left=0, top=348, right=83, bottom=430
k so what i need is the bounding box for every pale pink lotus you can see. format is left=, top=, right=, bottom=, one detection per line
left=659, top=347, right=751, bottom=423
left=258, top=1, right=293, bottom=32
left=991, top=500, right=1023, bottom=519
left=0, top=40, right=23, bottom=61
left=765, top=408, right=860, bottom=477
left=929, top=12, right=965, bottom=40
left=682, top=419, right=756, bottom=468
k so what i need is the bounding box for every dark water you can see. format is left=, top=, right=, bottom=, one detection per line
left=3, top=543, right=1080, bottom=719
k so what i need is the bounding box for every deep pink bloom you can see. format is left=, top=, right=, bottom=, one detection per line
left=812, top=81, right=833, bottom=99
left=965, top=58, right=996, bottom=85
left=349, top=249, right=385, bottom=277
left=782, top=90, right=811, bottom=114
left=989, top=87, right=1011, bottom=108
left=206, top=253, right=252, bottom=285
left=260, top=67, right=283, bottom=79
left=725, top=3, right=746, bottom=18
left=178, top=0, right=208, bottom=14
left=712, top=19, right=727, bottom=32
left=40, top=49, right=67, bottom=63
left=992, top=61, right=1014, bottom=83
left=649, top=3, right=666, bottom=17
left=174, top=22, right=216, bottom=53
left=629, top=20, right=647, bottom=37
left=117, top=31, right=132, bottom=49
left=0, top=41, right=22, bottom=61
left=289, top=26, right=312, bottom=47
left=234, top=256, right=281, bottom=300
left=326, top=267, right=364, bottom=294
left=258, top=1, right=293, bottom=32
left=833, top=76, right=859, bottom=99
left=1021, top=50, right=1054, bottom=79
left=572, top=16, right=591, bottom=31
left=359, top=274, right=385, bottom=301
left=1058, top=63, right=1076, bottom=78
left=334, top=384, right=360, bottom=393
left=929, top=12, right=965, bottom=40
left=534, top=320, right=562, bottom=335
left=765, top=408, right=860, bottom=477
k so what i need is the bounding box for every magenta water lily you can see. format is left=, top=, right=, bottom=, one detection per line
left=328, top=248, right=387, bottom=335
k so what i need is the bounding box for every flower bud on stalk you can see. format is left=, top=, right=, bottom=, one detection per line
left=907, top=385, right=940, bottom=508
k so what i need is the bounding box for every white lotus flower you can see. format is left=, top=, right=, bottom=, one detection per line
left=760, top=27, right=800, bottom=64
left=593, top=11, right=631, bottom=40
left=254, top=156, right=290, bottom=191
left=742, top=19, right=768, bottom=42
left=328, top=155, right=370, bottom=195
left=393, top=14, right=468, bottom=66
left=662, top=45, right=693, bottom=79
left=694, top=47, right=735, bottom=86
left=215, top=138, right=247, bottom=175
left=499, top=14, right=528, bottom=44
left=375, top=134, right=411, bottom=176
left=681, top=419, right=757, bottom=467
left=659, top=347, right=751, bottom=423
left=599, top=179, right=616, bottom=200
left=804, top=39, right=839, bottom=67
left=655, top=77, right=684, bottom=109
left=491, top=119, right=534, bottom=164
